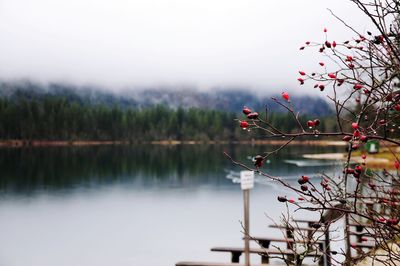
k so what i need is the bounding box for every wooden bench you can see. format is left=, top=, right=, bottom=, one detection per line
left=292, top=219, right=322, bottom=225
left=268, top=224, right=326, bottom=242
left=210, top=246, right=324, bottom=265
left=294, top=219, right=374, bottom=229
left=293, top=218, right=380, bottom=262
left=249, top=236, right=324, bottom=250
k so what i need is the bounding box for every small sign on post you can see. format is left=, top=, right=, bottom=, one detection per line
left=240, top=170, right=254, bottom=190
left=240, top=170, right=254, bottom=266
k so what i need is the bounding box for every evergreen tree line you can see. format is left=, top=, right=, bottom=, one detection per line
left=0, top=95, right=338, bottom=141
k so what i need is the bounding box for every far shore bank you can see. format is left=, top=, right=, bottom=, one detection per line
left=0, top=139, right=347, bottom=148
left=303, top=146, right=400, bottom=169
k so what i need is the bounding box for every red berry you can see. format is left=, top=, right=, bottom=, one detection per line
left=305, top=41, right=310, bottom=45
left=240, top=121, right=249, bottom=129
left=360, top=135, right=368, bottom=142
left=313, top=119, right=320, bottom=126
left=242, top=107, right=252, bottom=115
left=325, top=41, right=332, bottom=48
left=254, top=155, right=264, bottom=168
left=247, top=112, right=259, bottom=119
left=342, top=135, right=352, bottom=141
left=346, top=55, right=353, bottom=61
left=318, top=84, right=325, bottom=91
left=378, top=119, right=386, bottom=125
left=277, top=196, right=287, bottom=202
left=387, top=218, right=400, bottom=225
left=354, top=84, right=363, bottom=90
left=346, top=168, right=355, bottom=174
left=299, top=71, right=306, bottom=76
left=301, top=175, right=310, bottom=183
left=353, top=130, right=360, bottom=138
left=361, top=154, right=367, bottom=160
left=351, top=122, right=359, bottom=129
left=361, top=237, right=368, bottom=242
left=282, top=92, right=290, bottom=101
left=395, top=160, right=400, bottom=169
left=298, top=176, right=309, bottom=185
left=319, top=62, right=325, bottom=66
left=299, top=46, right=305, bottom=50
left=328, top=73, right=336, bottom=79
left=395, top=104, right=400, bottom=111
left=307, top=120, right=315, bottom=128
left=288, top=199, right=295, bottom=204
left=298, top=197, right=305, bottom=201
left=300, top=185, right=308, bottom=191
left=332, top=41, right=337, bottom=47
left=323, top=28, right=327, bottom=32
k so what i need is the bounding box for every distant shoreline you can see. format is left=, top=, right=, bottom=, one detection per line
left=0, top=139, right=347, bottom=147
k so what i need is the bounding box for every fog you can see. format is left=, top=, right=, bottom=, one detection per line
left=0, top=0, right=372, bottom=94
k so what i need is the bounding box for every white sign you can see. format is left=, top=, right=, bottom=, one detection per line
left=369, top=143, right=377, bottom=153
left=240, top=171, right=254, bottom=190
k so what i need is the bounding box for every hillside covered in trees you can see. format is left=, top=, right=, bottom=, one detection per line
left=0, top=81, right=338, bottom=142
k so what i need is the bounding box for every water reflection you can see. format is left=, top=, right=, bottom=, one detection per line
left=0, top=144, right=342, bottom=195
left=0, top=144, right=343, bottom=266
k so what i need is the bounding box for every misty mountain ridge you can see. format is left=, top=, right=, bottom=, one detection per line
left=0, top=80, right=333, bottom=116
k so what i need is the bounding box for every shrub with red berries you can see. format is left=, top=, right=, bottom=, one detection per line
left=227, top=1, right=400, bottom=265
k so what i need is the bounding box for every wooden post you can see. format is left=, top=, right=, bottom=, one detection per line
left=344, top=213, right=351, bottom=265
left=240, top=170, right=254, bottom=266
left=243, top=189, right=250, bottom=266
left=324, top=227, right=331, bottom=266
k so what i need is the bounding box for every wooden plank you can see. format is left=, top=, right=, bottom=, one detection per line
left=210, top=246, right=323, bottom=256
left=294, top=219, right=375, bottom=227
left=269, top=225, right=325, bottom=232
left=249, top=236, right=324, bottom=244
left=292, top=219, right=319, bottom=224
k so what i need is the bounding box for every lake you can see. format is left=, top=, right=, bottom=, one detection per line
left=0, top=144, right=343, bottom=266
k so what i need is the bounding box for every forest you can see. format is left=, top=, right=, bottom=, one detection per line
left=0, top=94, right=338, bottom=142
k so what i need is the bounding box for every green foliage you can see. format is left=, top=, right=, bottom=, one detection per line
left=0, top=95, right=236, bottom=141
left=0, top=95, right=337, bottom=141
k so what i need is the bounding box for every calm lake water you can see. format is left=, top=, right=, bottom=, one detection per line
left=0, top=144, right=343, bottom=266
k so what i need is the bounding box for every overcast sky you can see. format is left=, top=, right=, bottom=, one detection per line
left=0, top=0, right=372, bottom=94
